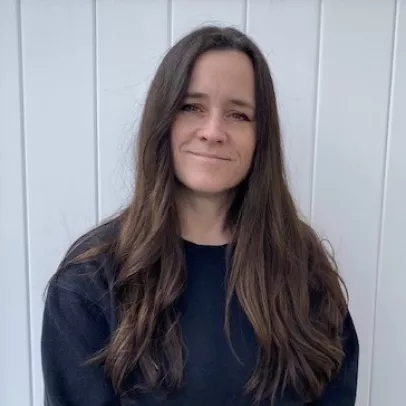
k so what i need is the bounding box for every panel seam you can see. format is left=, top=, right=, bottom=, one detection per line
left=367, top=0, right=399, bottom=404
left=16, top=0, right=34, bottom=404
left=310, top=0, right=324, bottom=225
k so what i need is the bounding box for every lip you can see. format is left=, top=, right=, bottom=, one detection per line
left=188, top=152, right=231, bottom=161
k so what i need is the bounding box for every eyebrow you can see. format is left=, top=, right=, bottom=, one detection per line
left=185, top=92, right=255, bottom=111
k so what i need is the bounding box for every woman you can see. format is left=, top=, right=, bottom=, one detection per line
left=42, top=26, right=359, bottom=406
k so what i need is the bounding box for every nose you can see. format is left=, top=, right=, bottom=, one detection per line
left=198, top=112, right=226, bottom=144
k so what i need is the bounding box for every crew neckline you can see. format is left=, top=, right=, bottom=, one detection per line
left=182, top=238, right=229, bottom=250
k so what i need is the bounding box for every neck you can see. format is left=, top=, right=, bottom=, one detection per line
left=176, top=187, right=233, bottom=246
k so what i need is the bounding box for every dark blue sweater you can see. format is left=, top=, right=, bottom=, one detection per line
left=41, top=224, right=358, bottom=406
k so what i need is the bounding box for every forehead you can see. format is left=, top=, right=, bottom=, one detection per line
left=187, top=50, right=255, bottom=100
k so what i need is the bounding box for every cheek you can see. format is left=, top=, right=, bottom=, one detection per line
left=170, top=122, right=179, bottom=148
left=170, top=129, right=189, bottom=176
left=237, top=136, right=256, bottom=172
left=170, top=117, right=192, bottom=153
left=170, top=123, right=183, bottom=160
left=170, top=134, right=177, bottom=158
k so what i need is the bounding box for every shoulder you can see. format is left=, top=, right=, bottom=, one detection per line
left=61, top=216, right=121, bottom=267
left=342, top=310, right=359, bottom=363
left=47, top=217, right=121, bottom=306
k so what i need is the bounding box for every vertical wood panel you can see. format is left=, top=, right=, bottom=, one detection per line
left=172, top=0, right=245, bottom=43
left=0, top=1, right=404, bottom=405
left=313, top=1, right=396, bottom=405
left=20, top=1, right=96, bottom=404
left=97, top=0, right=169, bottom=220
left=370, top=0, right=406, bottom=405
left=247, top=0, right=320, bottom=217
left=0, top=1, right=32, bottom=405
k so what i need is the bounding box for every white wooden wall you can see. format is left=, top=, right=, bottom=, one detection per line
left=0, top=1, right=405, bottom=405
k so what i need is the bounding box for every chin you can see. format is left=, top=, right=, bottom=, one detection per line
left=179, top=178, right=235, bottom=196
left=189, top=184, right=230, bottom=196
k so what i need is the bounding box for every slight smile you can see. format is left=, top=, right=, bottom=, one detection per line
left=189, top=152, right=231, bottom=161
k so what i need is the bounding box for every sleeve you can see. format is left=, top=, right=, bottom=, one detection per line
left=41, top=279, right=120, bottom=406
left=311, top=312, right=359, bottom=406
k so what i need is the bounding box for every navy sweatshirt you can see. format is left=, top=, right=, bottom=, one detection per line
left=41, top=223, right=359, bottom=406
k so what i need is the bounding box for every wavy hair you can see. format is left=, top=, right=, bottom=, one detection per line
left=64, top=26, right=348, bottom=404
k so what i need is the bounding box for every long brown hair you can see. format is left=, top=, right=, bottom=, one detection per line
left=63, top=26, right=348, bottom=404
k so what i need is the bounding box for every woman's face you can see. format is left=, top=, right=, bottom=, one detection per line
left=171, top=50, right=256, bottom=197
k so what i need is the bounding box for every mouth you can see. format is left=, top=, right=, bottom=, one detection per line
left=188, top=152, right=231, bottom=161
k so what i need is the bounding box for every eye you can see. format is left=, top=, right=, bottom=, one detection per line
left=181, top=103, right=200, bottom=113
left=230, top=111, right=251, bottom=122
